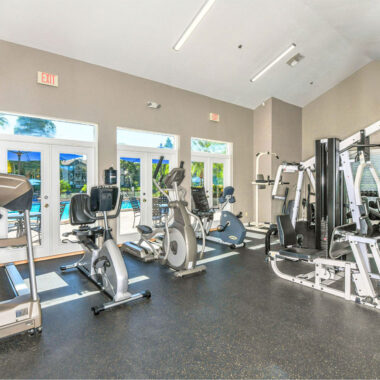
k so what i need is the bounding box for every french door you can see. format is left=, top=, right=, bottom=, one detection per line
left=191, top=154, right=231, bottom=210
left=117, top=148, right=176, bottom=243
left=0, top=140, right=95, bottom=263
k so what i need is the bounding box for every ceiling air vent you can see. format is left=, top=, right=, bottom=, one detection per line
left=286, top=53, right=304, bottom=67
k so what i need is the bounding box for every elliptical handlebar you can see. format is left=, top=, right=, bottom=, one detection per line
left=153, top=156, right=164, bottom=180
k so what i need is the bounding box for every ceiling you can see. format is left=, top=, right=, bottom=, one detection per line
left=0, top=0, right=379, bottom=109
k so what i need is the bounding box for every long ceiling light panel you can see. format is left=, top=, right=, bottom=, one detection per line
left=250, top=43, right=296, bottom=82
left=173, top=0, right=216, bottom=51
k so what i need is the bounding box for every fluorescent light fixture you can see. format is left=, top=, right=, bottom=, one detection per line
left=250, top=43, right=296, bottom=82
left=173, top=0, right=216, bottom=51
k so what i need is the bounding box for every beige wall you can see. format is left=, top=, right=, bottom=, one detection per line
left=253, top=99, right=273, bottom=223
left=0, top=40, right=253, bottom=221
left=271, top=98, right=302, bottom=219
left=302, top=61, right=380, bottom=159
left=253, top=98, right=302, bottom=223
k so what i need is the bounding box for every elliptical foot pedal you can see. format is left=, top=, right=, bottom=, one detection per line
left=174, top=265, right=206, bottom=278
left=92, top=290, right=152, bottom=315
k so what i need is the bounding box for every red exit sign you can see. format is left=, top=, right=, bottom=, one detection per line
left=37, top=71, right=59, bottom=87
left=209, top=112, right=220, bottom=122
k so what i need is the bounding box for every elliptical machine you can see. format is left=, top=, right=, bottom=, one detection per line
left=191, top=186, right=246, bottom=248
left=122, top=157, right=206, bottom=277
left=60, top=185, right=151, bottom=315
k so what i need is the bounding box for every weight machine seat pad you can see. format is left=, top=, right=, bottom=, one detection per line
left=278, top=247, right=322, bottom=261
left=137, top=225, right=153, bottom=235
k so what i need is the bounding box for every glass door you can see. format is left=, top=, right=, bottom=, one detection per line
left=191, top=155, right=231, bottom=219
left=117, top=149, right=177, bottom=243
left=0, top=141, right=50, bottom=263
left=51, top=145, right=95, bottom=254
left=151, top=155, right=173, bottom=228
left=118, top=151, right=148, bottom=241
left=210, top=158, right=228, bottom=208
left=0, top=141, right=95, bottom=263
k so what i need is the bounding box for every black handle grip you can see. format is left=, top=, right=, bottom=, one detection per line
left=108, top=194, right=123, bottom=220
left=180, top=161, right=184, bottom=169
left=153, top=156, right=164, bottom=179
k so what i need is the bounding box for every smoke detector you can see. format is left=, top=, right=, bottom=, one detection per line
left=147, top=101, right=161, bottom=109
left=286, top=53, right=304, bottom=67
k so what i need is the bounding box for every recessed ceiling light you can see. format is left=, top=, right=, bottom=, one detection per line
left=250, top=43, right=296, bottom=82
left=173, top=0, right=216, bottom=51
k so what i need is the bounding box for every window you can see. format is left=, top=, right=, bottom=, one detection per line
left=0, top=112, right=95, bottom=142
left=352, top=150, right=380, bottom=192
left=117, top=128, right=175, bottom=149
left=191, top=138, right=229, bottom=154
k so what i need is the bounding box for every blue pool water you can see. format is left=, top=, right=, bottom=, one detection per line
left=9, top=200, right=133, bottom=221
left=60, top=200, right=133, bottom=220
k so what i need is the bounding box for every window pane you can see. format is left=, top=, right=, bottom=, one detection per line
left=191, top=138, right=228, bottom=154
left=117, top=128, right=175, bottom=149
left=213, top=162, right=224, bottom=207
left=59, top=153, right=87, bottom=242
left=191, top=161, right=205, bottom=188
left=120, top=157, right=141, bottom=234
left=351, top=150, right=380, bottom=193
left=7, top=150, right=42, bottom=246
left=0, top=113, right=95, bottom=142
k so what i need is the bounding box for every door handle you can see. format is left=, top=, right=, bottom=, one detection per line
left=44, top=203, right=49, bottom=208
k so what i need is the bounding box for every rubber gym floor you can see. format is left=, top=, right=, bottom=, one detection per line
left=0, top=231, right=379, bottom=379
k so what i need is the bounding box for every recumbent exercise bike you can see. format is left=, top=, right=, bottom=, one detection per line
left=191, top=186, right=246, bottom=248
left=61, top=185, right=151, bottom=315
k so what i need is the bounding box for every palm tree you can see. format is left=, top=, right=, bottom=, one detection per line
left=15, top=116, right=56, bottom=137
left=191, top=162, right=204, bottom=187
left=0, top=116, right=8, bottom=129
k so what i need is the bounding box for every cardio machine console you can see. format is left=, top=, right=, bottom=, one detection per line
left=163, top=168, right=185, bottom=189
left=90, top=186, right=119, bottom=212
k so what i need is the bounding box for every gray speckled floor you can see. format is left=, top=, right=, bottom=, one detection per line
left=0, top=235, right=380, bottom=379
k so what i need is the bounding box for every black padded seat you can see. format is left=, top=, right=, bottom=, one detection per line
left=137, top=225, right=153, bottom=235
left=279, top=247, right=322, bottom=261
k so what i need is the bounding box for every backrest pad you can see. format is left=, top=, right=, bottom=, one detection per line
left=277, top=214, right=297, bottom=247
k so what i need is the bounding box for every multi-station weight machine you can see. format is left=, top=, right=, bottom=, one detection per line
left=267, top=120, right=380, bottom=310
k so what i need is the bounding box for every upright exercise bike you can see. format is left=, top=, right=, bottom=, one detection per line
left=60, top=185, right=151, bottom=314
left=122, top=157, right=206, bottom=277
left=192, top=186, right=246, bottom=248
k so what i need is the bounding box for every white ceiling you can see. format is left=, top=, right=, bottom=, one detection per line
left=0, top=0, right=379, bottom=109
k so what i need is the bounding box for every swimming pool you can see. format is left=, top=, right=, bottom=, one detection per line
left=59, top=200, right=134, bottom=220
left=9, top=200, right=134, bottom=221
